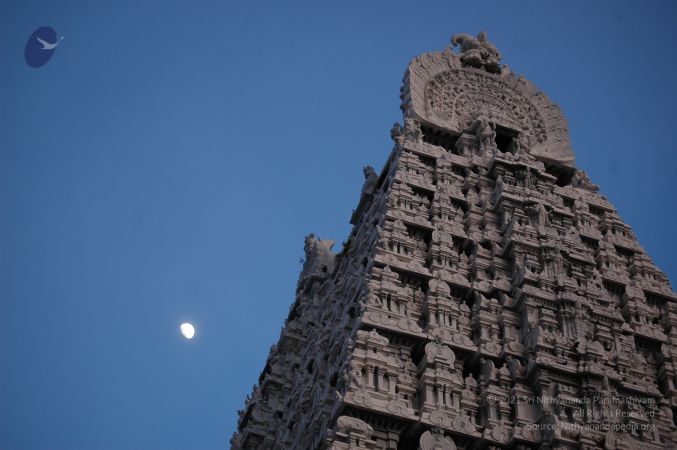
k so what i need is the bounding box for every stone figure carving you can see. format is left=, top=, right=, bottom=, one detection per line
left=361, top=166, right=378, bottom=196
left=386, top=391, right=408, bottom=415
left=368, top=293, right=382, bottom=307
left=428, top=272, right=450, bottom=296
left=513, top=134, right=529, bottom=155
left=451, top=31, right=501, bottom=73
left=346, top=360, right=364, bottom=389
left=398, top=360, right=413, bottom=384
left=403, top=117, right=422, bottom=143
left=419, top=427, right=457, bottom=450
left=335, top=415, right=373, bottom=437
left=535, top=202, right=549, bottom=231
left=571, top=169, right=599, bottom=191
left=473, top=114, right=496, bottom=154
left=391, top=122, right=404, bottom=144
left=451, top=414, right=475, bottom=434
left=424, top=337, right=456, bottom=366
left=366, top=328, right=389, bottom=345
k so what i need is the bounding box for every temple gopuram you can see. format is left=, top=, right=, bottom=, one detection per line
left=231, top=32, right=677, bottom=450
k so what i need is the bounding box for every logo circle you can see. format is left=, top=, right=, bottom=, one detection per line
left=25, top=26, right=58, bottom=68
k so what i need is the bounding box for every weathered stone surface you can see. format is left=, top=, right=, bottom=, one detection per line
left=231, top=33, right=677, bottom=450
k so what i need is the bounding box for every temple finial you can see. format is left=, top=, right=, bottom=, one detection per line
left=451, top=31, right=502, bottom=73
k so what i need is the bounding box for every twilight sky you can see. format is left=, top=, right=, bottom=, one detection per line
left=2, top=1, right=677, bottom=449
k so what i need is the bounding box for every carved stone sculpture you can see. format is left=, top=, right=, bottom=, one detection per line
left=403, top=117, right=422, bottom=143
left=361, top=165, right=378, bottom=195
left=335, top=415, right=373, bottom=436
left=451, top=31, right=501, bottom=73
left=419, top=428, right=457, bottom=450
left=473, top=113, right=495, bottom=154
left=391, top=122, right=403, bottom=144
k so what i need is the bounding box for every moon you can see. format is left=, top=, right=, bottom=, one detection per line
left=180, top=323, right=195, bottom=339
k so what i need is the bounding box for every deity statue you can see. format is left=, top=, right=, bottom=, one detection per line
left=345, top=360, right=364, bottom=388
left=403, top=117, right=422, bottom=143
left=368, top=293, right=382, bottom=307
left=513, top=133, right=529, bottom=155
left=390, top=122, right=403, bottom=144
left=572, top=170, right=599, bottom=191
left=361, top=165, right=378, bottom=196
left=473, top=114, right=495, bottom=154
left=535, top=202, right=549, bottom=231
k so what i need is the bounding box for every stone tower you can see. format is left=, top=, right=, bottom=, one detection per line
left=231, top=32, right=677, bottom=450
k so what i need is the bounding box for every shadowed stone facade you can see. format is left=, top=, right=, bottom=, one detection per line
left=231, top=32, right=677, bottom=450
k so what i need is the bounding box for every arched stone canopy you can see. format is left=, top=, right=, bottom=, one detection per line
left=400, top=34, right=576, bottom=168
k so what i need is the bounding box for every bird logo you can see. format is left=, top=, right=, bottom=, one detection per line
left=25, top=26, right=64, bottom=68
left=36, top=35, right=64, bottom=51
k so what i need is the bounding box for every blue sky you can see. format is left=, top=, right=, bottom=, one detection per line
left=1, top=1, right=676, bottom=449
